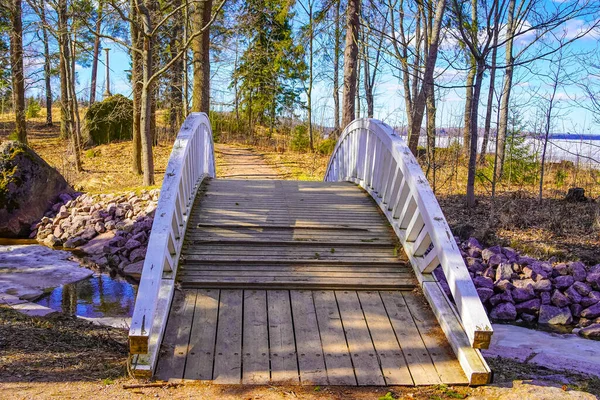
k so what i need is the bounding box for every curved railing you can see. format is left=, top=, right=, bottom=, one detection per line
left=326, top=119, right=492, bottom=380
left=128, top=112, right=215, bottom=376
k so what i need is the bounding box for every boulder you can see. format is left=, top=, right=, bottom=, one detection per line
left=551, top=290, right=571, bottom=308
left=565, top=187, right=586, bottom=202
left=83, top=94, right=133, bottom=145
left=515, top=299, right=541, bottom=314
left=538, top=305, right=573, bottom=325
left=581, top=303, right=600, bottom=319
left=554, top=275, right=574, bottom=290
left=568, top=261, right=587, bottom=282
left=0, top=141, right=71, bottom=237
left=578, top=323, right=600, bottom=340
left=496, top=263, right=513, bottom=281
left=477, top=287, right=494, bottom=303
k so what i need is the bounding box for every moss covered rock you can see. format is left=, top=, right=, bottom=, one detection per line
left=0, top=141, right=72, bottom=237
left=83, top=94, right=133, bottom=145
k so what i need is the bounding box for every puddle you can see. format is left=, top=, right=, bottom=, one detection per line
left=34, top=274, right=137, bottom=318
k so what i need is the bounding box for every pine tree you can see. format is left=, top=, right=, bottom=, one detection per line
left=233, top=0, right=307, bottom=133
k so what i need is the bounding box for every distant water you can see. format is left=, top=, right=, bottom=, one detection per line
left=34, top=274, right=137, bottom=318
left=410, top=135, right=600, bottom=166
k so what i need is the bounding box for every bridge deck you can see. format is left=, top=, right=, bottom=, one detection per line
left=155, top=179, right=468, bottom=385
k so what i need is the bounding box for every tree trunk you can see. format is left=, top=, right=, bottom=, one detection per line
left=39, top=3, right=52, bottom=126
left=140, top=38, right=155, bottom=186
left=463, top=56, right=475, bottom=152
left=425, top=80, right=436, bottom=190
left=466, top=59, right=486, bottom=207
left=307, top=2, right=314, bottom=151
left=192, top=0, right=212, bottom=113
left=496, top=0, right=516, bottom=180
left=407, top=0, right=447, bottom=155
left=169, top=0, right=184, bottom=136
left=333, top=0, right=341, bottom=135
left=90, top=0, right=103, bottom=104
left=479, top=26, right=499, bottom=164
left=342, top=0, right=359, bottom=128
left=130, top=0, right=142, bottom=174
left=9, top=0, right=26, bottom=144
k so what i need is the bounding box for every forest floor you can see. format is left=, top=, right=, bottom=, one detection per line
left=2, top=124, right=600, bottom=398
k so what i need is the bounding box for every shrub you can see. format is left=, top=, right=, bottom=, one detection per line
left=290, top=124, right=310, bottom=152
left=317, top=138, right=336, bottom=155
left=83, top=94, right=133, bottom=145
left=25, top=98, right=41, bottom=119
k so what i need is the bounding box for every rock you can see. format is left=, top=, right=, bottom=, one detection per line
left=521, top=313, right=536, bottom=323
left=581, top=291, right=600, bottom=308
left=94, top=221, right=106, bottom=233
left=540, top=291, right=551, bottom=305
left=554, top=275, right=574, bottom=290
left=571, top=304, right=583, bottom=318
left=466, top=247, right=481, bottom=258
left=473, top=276, right=494, bottom=290
left=554, top=263, right=569, bottom=276
left=80, top=226, right=97, bottom=241
left=490, top=302, right=517, bottom=321
left=572, top=281, right=592, bottom=296
left=0, top=141, right=72, bottom=237
left=551, top=290, right=571, bottom=308
left=532, top=279, right=552, bottom=292
left=539, top=305, right=573, bottom=325
left=578, top=323, right=600, bottom=339
left=496, top=263, right=513, bottom=281
left=512, top=278, right=535, bottom=289
left=569, top=261, right=587, bottom=282
left=43, top=234, right=62, bottom=247
left=124, top=239, right=142, bottom=251
left=515, top=299, right=541, bottom=314
left=466, top=257, right=485, bottom=273
left=495, top=279, right=514, bottom=292
left=581, top=303, right=600, bottom=319
left=587, top=271, right=600, bottom=290
left=488, top=253, right=506, bottom=268
left=490, top=291, right=514, bottom=306
left=482, top=246, right=502, bottom=262
left=105, top=220, right=116, bottom=231
left=466, top=237, right=483, bottom=250
left=477, top=287, right=494, bottom=303
left=512, top=286, right=536, bottom=302
left=79, top=231, right=115, bottom=255
left=123, top=260, right=144, bottom=279
left=129, top=247, right=146, bottom=263
left=565, top=286, right=583, bottom=304
left=64, top=236, right=86, bottom=248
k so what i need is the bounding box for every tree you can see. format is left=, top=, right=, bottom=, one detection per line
left=6, top=0, right=26, bottom=143
left=233, top=0, right=306, bottom=134
left=89, top=0, right=103, bottom=104
left=191, top=0, right=212, bottom=113
left=341, top=0, right=359, bottom=128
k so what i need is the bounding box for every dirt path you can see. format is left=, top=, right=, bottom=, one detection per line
left=215, top=143, right=280, bottom=179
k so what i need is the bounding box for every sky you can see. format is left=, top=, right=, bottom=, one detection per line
left=23, top=0, right=600, bottom=136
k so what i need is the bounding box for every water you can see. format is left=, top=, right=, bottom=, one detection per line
left=34, top=274, right=137, bottom=318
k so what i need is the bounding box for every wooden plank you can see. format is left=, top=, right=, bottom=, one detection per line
left=357, top=291, right=413, bottom=385
left=180, top=276, right=415, bottom=290
left=155, top=289, right=197, bottom=381
left=181, top=266, right=410, bottom=274
left=335, top=291, right=385, bottom=386
left=182, top=257, right=403, bottom=265
left=379, top=291, right=441, bottom=385
left=402, top=290, right=469, bottom=385
left=312, top=291, right=356, bottom=385
left=242, top=290, right=270, bottom=384
left=267, top=291, right=300, bottom=384
left=184, top=239, right=396, bottom=247
left=290, top=290, right=328, bottom=385
left=184, top=289, right=219, bottom=380
left=213, top=290, right=243, bottom=384
left=421, top=281, right=491, bottom=385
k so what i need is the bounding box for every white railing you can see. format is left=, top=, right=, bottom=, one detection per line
left=325, top=119, right=493, bottom=351
left=128, top=112, right=215, bottom=376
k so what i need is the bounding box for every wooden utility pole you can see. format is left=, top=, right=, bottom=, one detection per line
left=103, top=48, right=111, bottom=98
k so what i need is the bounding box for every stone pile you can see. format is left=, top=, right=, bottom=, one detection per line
left=452, top=237, right=600, bottom=338
left=31, top=190, right=159, bottom=278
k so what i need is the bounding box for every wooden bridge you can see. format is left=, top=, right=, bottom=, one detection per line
left=128, top=114, right=493, bottom=386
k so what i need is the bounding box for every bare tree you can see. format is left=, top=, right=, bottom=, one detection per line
left=342, top=0, right=359, bottom=128
left=6, top=0, right=27, bottom=143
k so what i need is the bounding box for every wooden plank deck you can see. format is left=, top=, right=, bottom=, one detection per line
left=155, top=179, right=469, bottom=385
left=156, top=288, right=468, bottom=385
left=178, top=179, right=414, bottom=290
